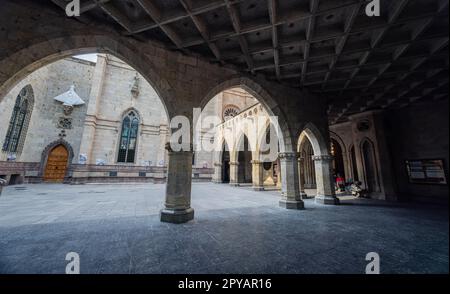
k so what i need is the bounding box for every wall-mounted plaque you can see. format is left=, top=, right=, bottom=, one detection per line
left=406, top=159, right=447, bottom=185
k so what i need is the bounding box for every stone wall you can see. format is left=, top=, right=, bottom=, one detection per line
left=86, top=54, right=169, bottom=167
left=0, top=55, right=264, bottom=184
left=386, top=100, right=449, bottom=203
left=195, top=88, right=258, bottom=169
left=0, top=58, right=94, bottom=164
left=330, top=111, right=397, bottom=201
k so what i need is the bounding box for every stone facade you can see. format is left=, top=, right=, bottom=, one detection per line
left=0, top=56, right=260, bottom=185
left=330, top=111, right=397, bottom=201
left=0, top=0, right=365, bottom=223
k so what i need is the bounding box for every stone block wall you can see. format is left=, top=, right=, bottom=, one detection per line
left=386, top=100, right=449, bottom=203
left=0, top=58, right=94, bottom=163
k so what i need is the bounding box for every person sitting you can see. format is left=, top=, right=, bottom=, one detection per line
left=336, top=174, right=345, bottom=192
left=350, top=181, right=367, bottom=198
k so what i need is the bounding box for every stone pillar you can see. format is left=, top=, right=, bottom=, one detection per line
left=251, top=160, right=264, bottom=191
left=229, top=161, right=239, bottom=186
left=212, top=162, right=222, bottom=183
left=342, top=153, right=351, bottom=183
left=276, top=159, right=282, bottom=188
left=298, top=157, right=308, bottom=199
left=160, top=151, right=194, bottom=224
left=313, top=155, right=339, bottom=205
left=278, top=152, right=305, bottom=210
left=78, top=55, right=107, bottom=164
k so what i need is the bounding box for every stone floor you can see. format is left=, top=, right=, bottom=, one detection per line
left=0, top=183, right=448, bottom=274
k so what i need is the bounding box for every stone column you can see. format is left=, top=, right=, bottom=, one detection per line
left=298, top=157, right=308, bottom=199
left=278, top=152, right=305, bottom=210
left=78, top=55, right=107, bottom=164
left=160, top=151, right=194, bottom=224
left=251, top=160, right=264, bottom=191
left=229, top=161, right=239, bottom=186
left=212, top=162, right=222, bottom=183
left=313, top=155, right=339, bottom=205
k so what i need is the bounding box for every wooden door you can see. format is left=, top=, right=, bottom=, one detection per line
left=44, top=145, right=68, bottom=182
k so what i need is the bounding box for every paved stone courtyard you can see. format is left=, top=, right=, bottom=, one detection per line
left=0, top=183, right=448, bottom=274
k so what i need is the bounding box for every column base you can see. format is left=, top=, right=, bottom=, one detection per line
left=253, top=186, right=265, bottom=191
left=315, top=195, right=340, bottom=205
left=300, top=192, right=308, bottom=200
left=160, top=208, right=194, bottom=224
left=279, top=199, right=305, bottom=210
left=229, top=182, right=240, bottom=187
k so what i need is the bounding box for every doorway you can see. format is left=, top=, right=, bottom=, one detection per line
left=43, top=144, right=68, bottom=183
left=221, top=145, right=230, bottom=183
left=362, top=140, right=380, bottom=193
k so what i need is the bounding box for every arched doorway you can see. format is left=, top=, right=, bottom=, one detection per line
left=350, top=145, right=359, bottom=182
left=300, top=139, right=316, bottom=189
left=361, top=140, right=380, bottom=193
left=237, top=135, right=252, bottom=184
left=259, top=124, right=281, bottom=188
left=43, top=144, right=69, bottom=183
left=331, top=138, right=345, bottom=179
left=297, top=123, right=339, bottom=205
left=221, top=144, right=230, bottom=183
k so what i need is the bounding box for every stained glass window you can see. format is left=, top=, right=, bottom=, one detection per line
left=2, top=86, right=33, bottom=154
left=117, top=111, right=139, bottom=163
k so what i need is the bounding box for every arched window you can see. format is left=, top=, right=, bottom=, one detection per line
left=117, top=111, right=139, bottom=163
left=2, top=85, right=34, bottom=154
left=361, top=139, right=380, bottom=193
left=223, top=105, right=240, bottom=121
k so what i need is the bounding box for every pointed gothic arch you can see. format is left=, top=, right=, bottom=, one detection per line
left=117, top=109, right=140, bottom=163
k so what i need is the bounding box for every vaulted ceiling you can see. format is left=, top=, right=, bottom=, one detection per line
left=50, top=0, right=449, bottom=124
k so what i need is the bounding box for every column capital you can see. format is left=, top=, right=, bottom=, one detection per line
left=251, top=160, right=263, bottom=164
left=165, top=142, right=194, bottom=153
left=167, top=150, right=194, bottom=156
left=278, top=152, right=299, bottom=160
left=312, top=155, right=334, bottom=162
left=229, top=161, right=239, bottom=166
left=213, top=162, right=222, bottom=167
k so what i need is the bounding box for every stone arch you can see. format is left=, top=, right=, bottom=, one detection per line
left=349, top=144, right=359, bottom=182
left=256, top=120, right=280, bottom=162
left=297, top=122, right=338, bottom=204
left=233, top=131, right=256, bottom=162
left=120, top=107, right=142, bottom=124
left=234, top=132, right=253, bottom=184
left=360, top=137, right=381, bottom=193
left=39, top=139, right=75, bottom=181
left=200, top=77, right=290, bottom=153
left=297, top=123, right=330, bottom=156
left=329, top=131, right=347, bottom=154
left=213, top=135, right=232, bottom=166
left=329, top=131, right=349, bottom=180
left=219, top=138, right=231, bottom=183
left=0, top=34, right=173, bottom=119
